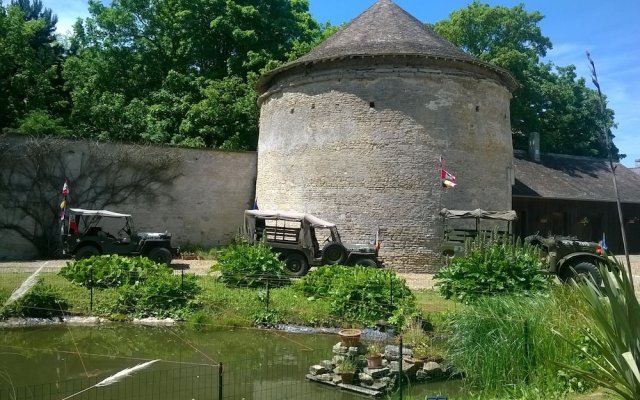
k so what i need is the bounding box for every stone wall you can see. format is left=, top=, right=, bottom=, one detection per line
left=257, top=63, right=513, bottom=272
left=0, top=137, right=257, bottom=260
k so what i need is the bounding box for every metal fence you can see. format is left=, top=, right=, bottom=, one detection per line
left=0, top=364, right=219, bottom=400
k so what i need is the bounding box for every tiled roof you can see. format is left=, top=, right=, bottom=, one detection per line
left=258, top=0, right=516, bottom=93
left=513, top=151, right=640, bottom=203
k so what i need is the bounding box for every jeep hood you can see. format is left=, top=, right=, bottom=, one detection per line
left=137, top=231, right=172, bottom=240
left=345, top=243, right=377, bottom=254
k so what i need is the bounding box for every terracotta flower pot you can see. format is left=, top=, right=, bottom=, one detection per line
left=366, top=355, right=383, bottom=368
left=338, top=329, right=361, bottom=347
left=340, top=372, right=356, bottom=384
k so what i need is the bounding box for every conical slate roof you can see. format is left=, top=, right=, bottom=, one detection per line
left=296, top=0, right=474, bottom=63
left=258, top=0, right=517, bottom=93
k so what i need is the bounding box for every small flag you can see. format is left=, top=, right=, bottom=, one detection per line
left=442, top=179, right=457, bottom=188
left=62, top=181, right=69, bottom=196
left=440, top=169, right=456, bottom=183
left=60, top=200, right=66, bottom=210
left=599, top=233, right=608, bottom=252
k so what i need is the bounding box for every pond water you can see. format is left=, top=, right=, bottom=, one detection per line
left=0, top=324, right=470, bottom=399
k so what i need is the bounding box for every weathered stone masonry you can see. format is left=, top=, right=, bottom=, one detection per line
left=255, top=0, right=516, bottom=272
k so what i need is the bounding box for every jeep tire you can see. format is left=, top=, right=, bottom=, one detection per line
left=354, top=258, right=378, bottom=267
left=283, top=253, right=309, bottom=277
left=321, top=242, right=347, bottom=265
left=76, top=245, right=100, bottom=260
left=563, top=261, right=602, bottom=286
left=148, top=247, right=173, bottom=265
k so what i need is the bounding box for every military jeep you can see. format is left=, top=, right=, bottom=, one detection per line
left=244, top=210, right=382, bottom=276
left=62, top=208, right=180, bottom=265
left=439, top=208, right=517, bottom=258
left=524, top=234, right=609, bottom=285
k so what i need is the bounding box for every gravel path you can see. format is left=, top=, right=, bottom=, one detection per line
left=2, top=256, right=639, bottom=292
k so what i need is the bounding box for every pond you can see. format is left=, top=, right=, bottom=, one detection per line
left=0, top=324, right=469, bottom=399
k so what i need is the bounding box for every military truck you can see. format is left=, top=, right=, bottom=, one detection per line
left=524, top=233, right=609, bottom=285
left=439, top=208, right=517, bottom=258
left=244, top=210, right=381, bottom=276
left=62, top=208, right=180, bottom=265
left=439, top=208, right=610, bottom=284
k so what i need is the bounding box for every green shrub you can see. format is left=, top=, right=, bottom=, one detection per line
left=294, top=266, right=416, bottom=328
left=447, top=290, right=597, bottom=398
left=555, top=261, right=640, bottom=400
left=105, top=273, right=201, bottom=319
left=217, top=242, right=288, bottom=288
left=435, top=236, right=549, bottom=302
left=59, top=255, right=171, bottom=288
left=2, top=280, right=69, bottom=318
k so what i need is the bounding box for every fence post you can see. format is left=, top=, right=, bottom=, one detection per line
left=218, top=362, right=223, bottom=400
left=399, top=335, right=403, bottom=400
left=265, top=280, right=270, bottom=313
left=524, top=319, right=530, bottom=384
left=389, top=273, right=394, bottom=308
left=89, top=268, right=94, bottom=312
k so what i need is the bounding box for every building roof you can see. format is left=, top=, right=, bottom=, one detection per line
left=258, top=0, right=517, bottom=93
left=513, top=151, right=640, bottom=203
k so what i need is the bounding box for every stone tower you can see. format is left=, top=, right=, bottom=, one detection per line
left=255, top=0, right=517, bottom=271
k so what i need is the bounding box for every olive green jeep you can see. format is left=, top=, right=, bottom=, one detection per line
left=244, top=210, right=382, bottom=277
left=62, top=208, right=180, bottom=265
left=524, top=233, right=610, bottom=285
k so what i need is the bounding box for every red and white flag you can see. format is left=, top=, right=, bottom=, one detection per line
left=62, top=180, right=69, bottom=196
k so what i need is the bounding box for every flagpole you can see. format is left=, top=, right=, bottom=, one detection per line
left=587, top=52, right=633, bottom=288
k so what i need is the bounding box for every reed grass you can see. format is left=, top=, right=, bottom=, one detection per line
left=447, top=286, right=596, bottom=398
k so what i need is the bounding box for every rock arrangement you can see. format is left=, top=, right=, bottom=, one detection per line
left=306, top=342, right=457, bottom=397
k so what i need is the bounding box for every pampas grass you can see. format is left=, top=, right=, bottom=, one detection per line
left=61, top=359, right=159, bottom=399
left=4, top=263, right=46, bottom=306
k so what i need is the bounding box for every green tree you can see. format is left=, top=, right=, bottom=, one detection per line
left=64, top=0, right=323, bottom=149
left=0, top=3, right=66, bottom=133
left=435, top=1, right=619, bottom=158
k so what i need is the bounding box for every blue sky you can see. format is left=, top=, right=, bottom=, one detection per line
left=43, top=0, right=639, bottom=167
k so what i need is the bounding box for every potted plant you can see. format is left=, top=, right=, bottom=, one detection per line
left=336, top=357, right=358, bottom=384
left=338, top=328, right=362, bottom=347
left=366, top=342, right=384, bottom=368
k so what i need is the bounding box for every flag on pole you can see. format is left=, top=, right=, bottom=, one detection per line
left=60, top=180, right=69, bottom=220
left=439, top=156, right=458, bottom=189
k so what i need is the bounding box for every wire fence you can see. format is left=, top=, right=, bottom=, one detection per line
left=0, top=263, right=587, bottom=400
left=0, top=364, right=219, bottom=400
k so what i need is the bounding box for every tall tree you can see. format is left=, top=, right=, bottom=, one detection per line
left=0, top=3, right=66, bottom=133
left=435, top=1, right=619, bottom=159
left=64, top=0, right=323, bottom=149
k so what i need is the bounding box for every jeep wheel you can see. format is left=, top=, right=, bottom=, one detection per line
left=283, top=253, right=309, bottom=277
left=562, top=261, right=602, bottom=286
left=76, top=246, right=100, bottom=260
left=148, top=247, right=173, bottom=265
left=321, top=242, right=347, bottom=265
left=354, top=258, right=378, bottom=267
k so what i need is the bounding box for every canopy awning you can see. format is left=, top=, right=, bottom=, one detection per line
left=69, top=208, right=131, bottom=218
left=439, top=208, right=517, bottom=221
left=244, top=210, right=335, bottom=228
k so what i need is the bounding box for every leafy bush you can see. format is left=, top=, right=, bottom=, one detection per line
left=2, top=280, right=69, bottom=318
left=60, top=255, right=171, bottom=288
left=217, top=242, right=288, bottom=288
left=104, top=273, right=201, bottom=319
left=294, top=266, right=416, bottom=327
left=435, top=236, right=549, bottom=302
